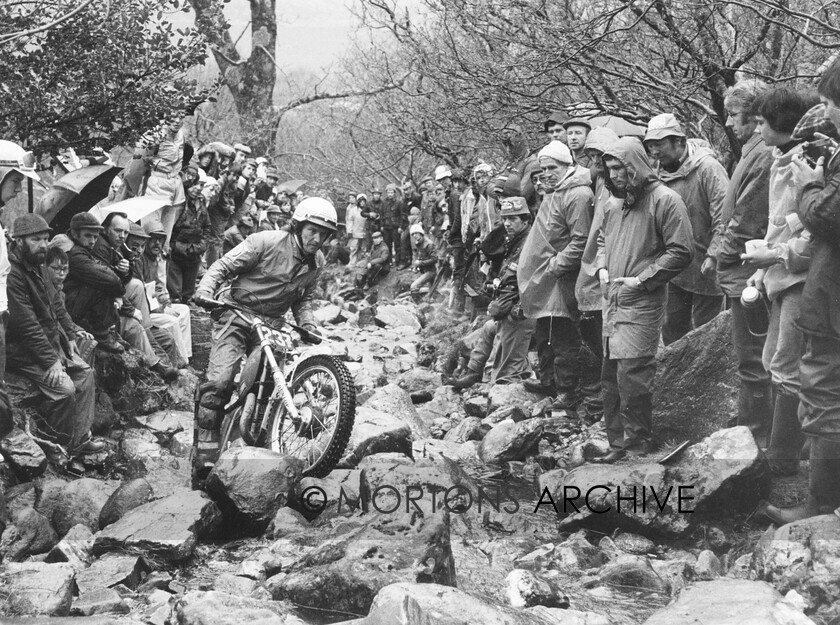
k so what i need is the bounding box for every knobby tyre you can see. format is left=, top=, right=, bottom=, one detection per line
left=265, top=354, right=355, bottom=477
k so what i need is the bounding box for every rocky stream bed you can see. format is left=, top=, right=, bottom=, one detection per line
left=0, top=266, right=838, bottom=625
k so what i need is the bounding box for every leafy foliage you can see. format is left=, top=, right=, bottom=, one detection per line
left=0, top=0, right=209, bottom=151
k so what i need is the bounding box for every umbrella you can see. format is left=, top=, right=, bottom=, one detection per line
left=590, top=115, right=647, bottom=137
left=36, top=164, right=123, bottom=232
left=88, top=196, right=170, bottom=223
left=277, top=179, right=307, bottom=195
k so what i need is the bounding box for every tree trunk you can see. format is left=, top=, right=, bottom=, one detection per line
left=189, top=0, right=277, bottom=150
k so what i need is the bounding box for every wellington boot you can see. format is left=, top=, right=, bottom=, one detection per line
left=765, top=390, right=804, bottom=476
left=737, top=380, right=773, bottom=448
left=763, top=437, right=840, bottom=525
left=191, top=427, right=220, bottom=491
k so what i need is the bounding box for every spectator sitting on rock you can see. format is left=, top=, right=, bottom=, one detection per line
left=6, top=214, right=105, bottom=457
left=222, top=212, right=255, bottom=254
left=354, top=230, right=391, bottom=297
left=409, top=224, right=437, bottom=296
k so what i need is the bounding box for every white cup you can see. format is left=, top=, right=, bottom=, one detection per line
left=745, top=239, right=768, bottom=255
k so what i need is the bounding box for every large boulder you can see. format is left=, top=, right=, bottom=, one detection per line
left=92, top=488, right=222, bottom=562
left=642, top=579, right=815, bottom=624
left=206, top=447, right=303, bottom=531
left=364, top=384, right=431, bottom=439
left=479, top=419, right=544, bottom=464
left=45, top=523, right=95, bottom=570
left=374, top=304, right=422, bottom=332
left=396, top=369, right=443, bottom=394
left=0, top=562, right=76, bottom=616
left=38, top=478, right=115, bottom=536
left=538, top=427, right=768, bottom=537
left=267, top=511, right=456, bottom=622
left=0, top=506, right=58, bottom=561
left=652, top=311, right=738, bottom=442
left=0, top=428, right=47, bottom=479
left=174, top=590, right=307, bottom=625
left=487, top=383, right=545, bottom=414
left=339, top=406, right=413, bottom=467
left=752, top=514, right=840, bottom=612
left=339, top=582, right=611, bottom=624
left=74, top=553, right=149, bottom=594
left=98, top=478, right=154, bottom=529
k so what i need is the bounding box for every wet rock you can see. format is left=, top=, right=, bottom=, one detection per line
left=614, top=532, right=655, bottom=555
left=694, top=549, right=723, bottom=580
left=0, top=562, right=76, bottom=616
left=42, top=477, right=115, bottom=536
left=752, top=514, right=840, bottom=612
left=359, top=455, right=478, bottom=517
left=314, top=304, right=345, bottom=325
left=416, top=386, right=464, bottom=428
left=478, top=419, right=544, bottom=464
left=206, top=448, right=303, bottom=531
left=45, top=523, right=94, bottom=569
left=444, top=416, right=485, bottom=443
left=539, top=426, right=767, bottom=537
left=374, top=304, right=421, bottom=331
left=174, top=590, right=306, bottom=625
left=0, top=506, right=58, bottom=561
left=397, top=368, right=441, bottom=394
left=652, top=311, right=738, bottom=443
left=343, top=581, right=610, bottom=625
left=70, top=588, right=130, bottom=616
left=595, top=554, right=667, bottom=593
left=506, top=569, right=570, bottom=608
left=412, top=439, right=481, bottom=464
left=727, top=552, right=752, bottom=579
left=268, top=507, right=311, bottom=539
left=0, top=428, right=47, bottom=479
left=5, top=482, right=38, bottom=515
left=513, top=543, right=556, bottom=570
left=487, top=382, right=544, bottom=414
left=551, top=531, right=607, bottom=571
left=92, top=488, right=222, bottom=562
left=463, top=396, right=488, bottom=418
left=339, top=406, right=413, bottom=467
left=267, top=511, right=456, bottom=622
left=642, top=579, right=815, bottom=625
left=75, top=553, right=149, bottom=594
left=92, top=391, right=118, bottom=435
left=212, top=573, right=259, bottom=596
left=170, top=430, right=192, bottom=457
left=582, top=438, right=611, bottom=460
left=364, top=383, right=431, bottom=439
left=99, top=478, right=154, bottom=529
left=650, top=558, right=693, bottom=596
left=290, top=469, right=362, bottom=520
left=483, top=404, right=529, bottom=426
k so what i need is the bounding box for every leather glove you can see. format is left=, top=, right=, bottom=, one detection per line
left=299, top=324, right=322, bottom=345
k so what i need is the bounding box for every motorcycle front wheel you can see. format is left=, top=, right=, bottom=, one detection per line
left=265, top=354, right=356, bottom=477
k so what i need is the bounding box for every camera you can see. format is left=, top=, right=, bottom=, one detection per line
left=803, top=137, right=835, bottom=167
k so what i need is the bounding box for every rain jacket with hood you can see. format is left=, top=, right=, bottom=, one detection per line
left=713, top=133, right=773, bottom=297
left=345, top=201, right=367, bottom=239
left=656, top=141, right=728, bottom=296
left=575, top=127, right=620, bottom=312
left=596, top=138, right=694, bottom=358
left=517, top=165, right=594, bottom=320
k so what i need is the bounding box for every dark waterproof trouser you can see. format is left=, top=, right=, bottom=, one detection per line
left=579, top=310, right=604, bottom=413
left=9, top=356, right=95, bottom=448
left=662, top=283, right=724, bottom=345
left=168, top=255, right=202, bottom=303
left=728, top=296, right=772, bottom=443
left=467, top=316, right=536, bottom=384
left=534, top=315, right=581, bottom=392
left=205, top=208, right=229, bottom=268
left=799, top=333, right=840, bottom=441
left=602, top=338, right=656, bottom=450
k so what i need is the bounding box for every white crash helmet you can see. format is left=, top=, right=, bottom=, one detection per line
left=409, top=223, right=425, bottom=236
left=291, top=197, right=338, bottom=232
left=0, top=140, right=40, bottom=182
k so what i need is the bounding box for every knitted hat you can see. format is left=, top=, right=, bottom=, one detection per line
left=538, top=141, right=573, bottom=164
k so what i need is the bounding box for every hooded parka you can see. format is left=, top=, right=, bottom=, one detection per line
left=517, top=165, right=594, bottom=320
left=596, top=138, right=694, bottom=359
left=656, top=141, right=727, bottom=296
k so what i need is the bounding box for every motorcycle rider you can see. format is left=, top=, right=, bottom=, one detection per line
left=191, top=197, right=337, bottom=488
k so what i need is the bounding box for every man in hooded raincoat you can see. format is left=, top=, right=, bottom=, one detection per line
left=517, top=141, right=593, bottom=408
left=595, top=138, right=693, bottom=462
left=644, top=114, right=727, bottom=344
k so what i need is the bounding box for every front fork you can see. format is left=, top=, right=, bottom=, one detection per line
left=253, top=325, right=300, bottom=447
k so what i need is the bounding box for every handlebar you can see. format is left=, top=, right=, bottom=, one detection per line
left=192, top=295, right=328, bottom=344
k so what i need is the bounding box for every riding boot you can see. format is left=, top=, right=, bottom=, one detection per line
left=737, top=380, right=773, bottom=448
left=191, top=427, right=220, bottom=491
left=763, top=437, right=840, bottom=525
left=764, top=389, right=804, bottom=476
